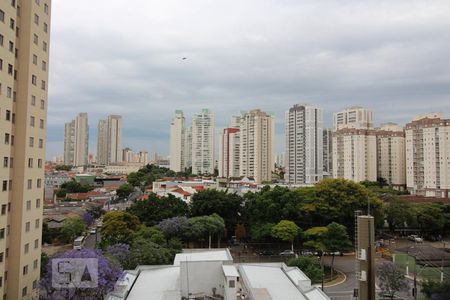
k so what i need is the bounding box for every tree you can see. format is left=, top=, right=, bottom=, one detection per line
left=377, top=262, right=409, bottom=299
left=82, top=212, right=95, bottom=227
left=186, top=214, right=225, bottom=248
left=86, top=205, right=106, bottom=219
left=158, top=216, right=188, bottom=240
left=250, top=223, right=275, bottom=241
left=55, top=165, right=72, bottom=171
left=132, top=226, right=166, bottom=246
left=422, top=280, right=450, bottom=299
left=101, top=211, right=140, bottom=246
left=385, top=197, right=413, bottom=232
left=57, top=180, right=94, bottom=198
left=106, top=243, right=131, bottom=268
left=416, top=203, right=446, bottom=233
left=287, top=257, right=324, bottom=283
left=41, top=252, right=49, bottom=277
left=128, top=238, right=175, bottom=269
left=39, top=248, right=123, bottom=299
left=323, top=222, right=352, bottom=276
left=61, top=217, right=86, bottom=242
left=271, top=220, right=301, bottom=251
left=116, top=183, right=134, bottom=198
left=190, top=189, right=243, bottom=237
left=127, top=193, right=188, bottom=226
left=303, top=226, right=328, bottom=254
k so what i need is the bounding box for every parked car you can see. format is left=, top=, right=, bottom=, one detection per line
left=301, top=250, right=318, bottom=256
left=324, top=251, right=343, bottom=256
left=259, top=250, right=274, bottom=256
left=279, top=250, right=295, bottom=256
left=89, top=228, right=97, bottom=235
left=408, top=235, right=423, bottom=243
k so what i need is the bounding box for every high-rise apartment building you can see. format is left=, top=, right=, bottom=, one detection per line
left=0, top=0, right=52, bottom=298
left=376, top=123, right=406, bottom=190
left=285, top=104, right=323, bottom=185
left=332, top=107, right=376, bottom=182
left=97, top=115, right=122, bottom=165
left=169, top=110, right=185, bottom=172
left=219, top=128, right=240, bottom=178
left=97, top=119, right=108, bottom=165
left=122, top=148, right=149, bottom=165
left=323, top=128, right=333, bottom=177
left=406, top=113, right=450, bottom=197
left=333, top=106, right=373, bottom=131
left=191, top=109, right=214, bottom=175
left=63, top=113, right=89, bottom=166
left=239, top=109, right=275, bottom=184
left=183, top=126, right=192, bottom=171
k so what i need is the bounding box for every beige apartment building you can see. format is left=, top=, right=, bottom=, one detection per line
left=97, top=115, right=122, bottom=165
left=219, top=127, right=240, bottom=178
left=333, top=107, right=377, bottom=182
left=376, top=123, right=406, bottom=190
left=239, top=109, right=275, bottom=184
left=191, top=109, right=214, bottom=175
left=406, top=113, right=450, bottom=198
left=169, top=110, right=185, bottom=172
left=0, top=0, right=51, bottom=298
left=63, top=112, right=89, bottom=166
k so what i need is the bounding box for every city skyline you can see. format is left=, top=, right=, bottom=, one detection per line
left=46, top=0, right=450, bottom=158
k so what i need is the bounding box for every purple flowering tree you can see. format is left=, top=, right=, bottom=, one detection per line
left=40, top=248, right=123, bottom=299
left=158, top=216, right=188, bottom=239
left=106, top=243, right=131, bottom=268
left=82, top=212, right=95, bottom=227
left=377, top=262, right=409, bottom=299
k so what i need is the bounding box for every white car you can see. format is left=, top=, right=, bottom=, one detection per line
left=89, top=228, right=97, bottom=234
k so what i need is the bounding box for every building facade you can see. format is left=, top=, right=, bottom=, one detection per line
left=63, top=113, right=88, bottom=166
left=376, top=123, right=406, bottom=189
left=323, top=128, right=333, bottom=177
left=285, top=104, right=323, bottom=184
left=97, top=115, right=122, bottom=165
left=239, top=109, right=275, bottom=184
left=333, top=106, right=373, bottom=131
left=169, top=110, right=185, bottom=172
left=406, top=113, right=450, bottom=197
left=219, top=128, right=240, bottom=178
left=96, top=119, right=108, bottom=165
left=0, top=0, right=52, bottom=298
left=191, top=109, right=214, bottom=175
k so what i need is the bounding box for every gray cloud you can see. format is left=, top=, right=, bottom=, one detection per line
left=47, top=0, right=450, bottom=158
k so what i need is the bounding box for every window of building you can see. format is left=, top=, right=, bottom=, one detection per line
left=35, top=0, right=40, bottom=5
left=2, top=181, right=7, bottom=192
left=4, top=134, right=9, bottom=145
left=43, top=41, right=47, bottom=52
left=33, top=34, right=38, bottom=45
left=33, top=54, right=37, bottom=64
left=25, top=222, right=30, bottom=232
left=40, top=99, right=45, bottom=109
left=9, top=157, right=13, bottom=168
left=6, top=110, right=11, bottom=121
left=35, top=219, right=40, bottom=228
left=0, top=229, right=4, bottom=239
left=41, top=80, right=46, bottom=90
left=11, top=0, right=16, bottom=8
left=8, top=180, right=12, bottom=191
left=22, top=287, right=27, bottom=297
left=11, top=135, right=14, bottom=146
left=37, top=179, right=41, bottom=188
left=6, top=87, right=12, bottom=98
left=3, top=157, right=7, bottom=168
left=33, top=259, right=38, bottom=269
left=40, top=119, right=44, bottom=128
left=11, top=113, right=15, bottom=123
left=1, top=205, right=6, bottom=215
left=9, top=41, right=13, bottom=52
left=31, top=95, right=36, bottom=105
left=28, top=158, right=33, bottom=168
left=38, top=159, right=42, bottom=168
left=26, top=200, right=31, bottom=210
left=44, top=22, right=48, bottom=33
left=36, top=199, right=41, bottom=208
left=24, top=243, right=29, bottom=254
left=7, top=64, right=12, bottom=75
left=42, top=60, right=46, bottom=71
left=0, top=10, right=4, bottom=22
left=44, top=4, right=48, bottom=14
left=27, top=179, right=32, bottom=189
left=0, top=58, right=2, bottom=70
left=34, top=13, right=39, bottom=25
left=38, top=139, right=43, bottom=148
left=0, top=252, right=3, bottom=262
left=0, top=34, right=3, bottom=46
left=34, top=239, right=39, bottom=249
left=32, top=75, right=37, bottom=85
left=33, top=280, right=37, bottom=289
left=29, top=137, right=34, bottom=147
left=9, top=18, right=14, bottom=30
left=30, top=116, right=35, bottom=127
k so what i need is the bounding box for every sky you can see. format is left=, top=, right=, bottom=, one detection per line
left=46, top=0, right=450, bottom=159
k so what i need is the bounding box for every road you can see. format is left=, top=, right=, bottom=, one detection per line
left=84, top=231, right=101, bottom=249
left=323, top=255, right=358, bottom=300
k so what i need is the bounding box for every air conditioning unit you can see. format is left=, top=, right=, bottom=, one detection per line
left=357, top=249, right=367, bottom=261
left=356, top=271, right=367, bottom=282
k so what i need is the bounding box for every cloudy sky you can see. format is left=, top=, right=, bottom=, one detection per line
left=47, top=0, right=450, bottom=159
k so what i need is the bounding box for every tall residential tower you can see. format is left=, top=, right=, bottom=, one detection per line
left=97, top=115, right=122, bottom=165
left=63, top=113, right=89, bottom=166
left=191, top=109, right=215, bottom=175
left=0, top=0, right=52, bottom=298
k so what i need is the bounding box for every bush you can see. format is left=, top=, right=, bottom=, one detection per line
left=287, top=256, right=323, bottom=283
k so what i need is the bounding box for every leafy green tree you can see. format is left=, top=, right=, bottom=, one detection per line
left=271, top=220, right=301, bottom=251
left=101, top=211, right=141, bottom=246
left=422, top=280, right=450, bottom=299
left=127, top=193, right=188, bottom=226
left=250, top=223, right=275, bottom=241
left=190, top=189, right=243, bottom=237
left=385, top=197, right=414, bottom=232
left=303, top=226, right=328, bottom=254
left=61, top=217, right=86, bottom=242
left=55, top=165, right=72, bottom=171
left=132, top=226, right=166, bottom=246
left=416, top=203, right=446, bottom=233
left=57, top=180, right=94, bottom=198
left=287, top=257, right=323, bottom=283
left=86, top=205, right=106, bottom=219
left=127, top=238, right=175, bottom=269
left=41, top=252, right=49, bottom=276
left=323, top=222, right=352, bottom=275
left=116, top=183, right=134, bottom=198
left=127, top=164, right=177, bottom=187
left=186, top=214, right=225, bottom=248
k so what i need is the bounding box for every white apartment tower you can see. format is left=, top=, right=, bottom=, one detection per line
left=97, top=119, right=108, bottom=165
left=63, top=113, right=89, bottom=166
left=332, top=107, right=377, bottom=182
left=219, top=128, right=240, bottom=178
left=239, top=109, right=275, bottom=184
left=376, top=123, right=406, bottom=189
left=333, top=106, right=373, bottom=131
left=405, top=113, right=450, bottom=198
left=169, top=110, right=185, bottom=172
left=285, top=104, right=323, bottom=184
left=97, top=115, right=122, bottom=165
left=0, top=0, right=52, bottom=298
left=191, top=109, right=215, bottom=175
left=323, top=128, right=333, bottom=177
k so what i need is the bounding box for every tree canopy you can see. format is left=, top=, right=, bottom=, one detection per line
left=101, top=211, right=141, bottom=246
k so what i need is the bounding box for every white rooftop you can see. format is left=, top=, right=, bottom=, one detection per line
left=239, top=265, right=308, bottom=300
left=126, top=266, right=180, bottom=300
left=173, top=249, right=232, bottom=266
left=222, top=265, right=239, bottom=278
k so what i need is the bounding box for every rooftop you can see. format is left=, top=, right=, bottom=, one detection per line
left=173, top=249, right=232, bottom=266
